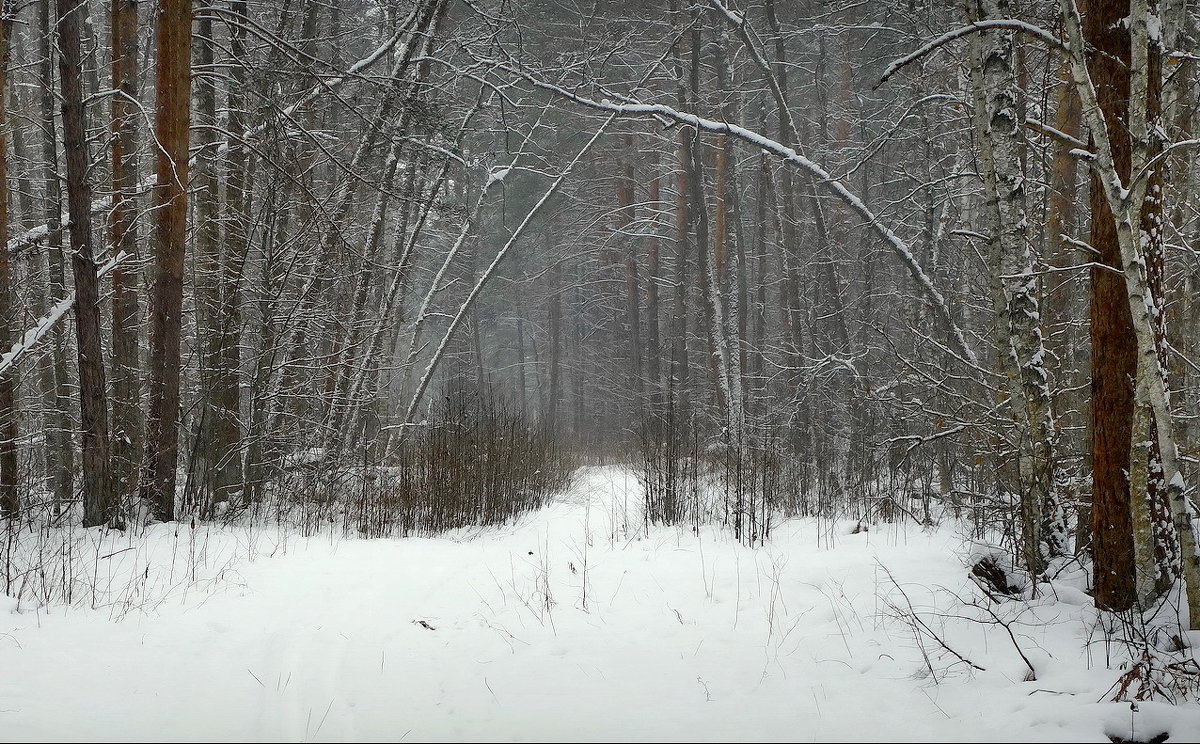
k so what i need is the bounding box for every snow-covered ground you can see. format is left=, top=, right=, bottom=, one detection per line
left=2, top=466, right=1198, bottom=742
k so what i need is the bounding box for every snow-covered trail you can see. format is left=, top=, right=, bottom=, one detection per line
left=1, top=466, right=1195, bottom=742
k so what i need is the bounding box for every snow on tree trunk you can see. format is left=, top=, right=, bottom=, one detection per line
left=1062, top=0, right=1200, bottom=626
left=972, top=0, right=1057, bottom=579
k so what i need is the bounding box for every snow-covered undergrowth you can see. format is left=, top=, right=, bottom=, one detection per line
left=0, top=517, right=288, bottom=617
left=1, top=466, right=1198, bottom=742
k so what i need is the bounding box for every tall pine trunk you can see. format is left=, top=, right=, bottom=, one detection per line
left=1065, top=0, right=1200, bottom=622
left=141, top=0, right=192, bottom=522
left=645, top=168, right=662, bottom=407
left=224, top=0, right=251, bottom=498
left=1044, top=63, right=1086, bottom=551
left=1081, top=0, right=1159, bottom=611
left=669, top=0, right=692, bottom=421
left=545, top=245, right=562, bottom=437
left=58, top=0, right=114, bottom=527
left=109, top=0, right=141, bottom=506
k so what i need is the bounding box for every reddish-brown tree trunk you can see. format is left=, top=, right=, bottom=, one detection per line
left=1087, top=0, right=1137, bottom=612
left=140, top=0, right=192, bottom=521
left=1085, top=0, right=1171, bottom=610
left=1045, top=63, right=1086, bottom=546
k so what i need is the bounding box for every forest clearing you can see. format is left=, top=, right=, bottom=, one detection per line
left=6, top=467, right=1196, bottom=742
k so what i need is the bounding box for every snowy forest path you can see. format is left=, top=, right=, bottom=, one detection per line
left=1, top=466, right=1189, bottom=741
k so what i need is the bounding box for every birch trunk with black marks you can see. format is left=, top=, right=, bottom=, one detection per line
left=971, top=0, right=1057, bottom=579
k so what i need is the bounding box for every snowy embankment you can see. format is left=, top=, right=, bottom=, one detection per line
left=2, top=466, right=1198, bottom=742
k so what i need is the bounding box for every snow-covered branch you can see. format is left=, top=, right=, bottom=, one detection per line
left=1024, top=117, right=1090, bottom=153
left=0, top=252, right=130, bottom=376
left=400, top=114, right=618, bottom=426
left=878, top=20, right=1065, bottom=89
left=503, top=69, right=980, bottom=367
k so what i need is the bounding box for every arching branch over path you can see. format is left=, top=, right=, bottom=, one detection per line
left=496, top=70, right=980, bottom=368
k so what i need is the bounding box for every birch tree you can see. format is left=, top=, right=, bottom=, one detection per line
left=970, top=0, right=1059, bottom=579
left=1062, top=0, right=1200, bottom=623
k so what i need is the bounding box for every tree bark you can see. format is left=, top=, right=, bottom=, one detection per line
left=0, top=5, right=18, bottom=519
left=109, top=0, right=141, bottom=506
left=1064, top=0, right=1199, bottom=622
left=58, top=0, right=115, bottom=527
left=545, top=248, right=562, bottom=437
left=141, top=0, right=192, bottom=522
left=1044, top=61, right=1086, bottom=553
left=669, top=0, right=692, bottom=421
left=224, top=0, right=252, bottom=498
left=1080, top=0, right=1156, bottom=612
left=972, top=0, right=1057, bottom=580
left=39, top=0, right=73, bottom=511
left=710, top=30, right=745, bottom=448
